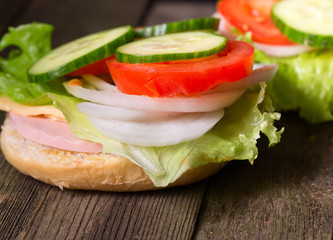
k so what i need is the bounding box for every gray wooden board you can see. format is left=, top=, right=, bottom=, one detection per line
left=16, top=182, right=206, bottom=240
left=0, top=0, right=332, bottom=239
left=1, top=0, right=152, bottom=47
left=143, top=0, right=217, bottom=26
left=194, top=114, right=333, bottom=240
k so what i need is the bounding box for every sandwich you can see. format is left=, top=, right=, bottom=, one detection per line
left=216, top=0, right=333, bottom=123
left=0, top=18, right=282, bottom=191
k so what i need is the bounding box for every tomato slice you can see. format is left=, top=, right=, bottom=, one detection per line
left=67, top=55, right=113, bottom=76
left=107, top=40, right=254, bottom=97
left=217, top=0, right=294, bottom=45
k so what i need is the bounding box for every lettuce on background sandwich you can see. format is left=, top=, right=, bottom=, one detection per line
left=0, top=19, right=282, bottom=191
left=217, top=0, right=333, bottom=123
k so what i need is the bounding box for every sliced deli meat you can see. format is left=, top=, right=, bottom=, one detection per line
left=9, top=113, right=103, bottom=153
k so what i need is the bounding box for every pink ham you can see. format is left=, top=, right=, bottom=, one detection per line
left=9, top=113, right=103, bottom=153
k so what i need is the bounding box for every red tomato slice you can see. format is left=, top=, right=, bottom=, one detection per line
left=107, top=40, right=254, bottom=97
left=67, top=55, right=113, bottom=76
left=217, top=0, right=294, bottom=45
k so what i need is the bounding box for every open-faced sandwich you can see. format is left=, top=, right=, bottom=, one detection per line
left=217, top=0, right=333, bottom=123
left=0, top=18, right=282, bottom=191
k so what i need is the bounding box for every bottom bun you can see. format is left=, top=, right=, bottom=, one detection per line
left=1, top=118, right=226, bottom=191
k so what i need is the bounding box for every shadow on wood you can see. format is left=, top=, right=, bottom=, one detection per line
left=194, top=113, right=333, bottom=239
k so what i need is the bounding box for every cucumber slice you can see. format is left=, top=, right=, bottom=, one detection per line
left=116, top=31, right=227, bottom=64
left=134, top=17, right=220, bottom=38
left=272, top=0, right=333, bottom=47
left=28, top=25, right=134, bottom=83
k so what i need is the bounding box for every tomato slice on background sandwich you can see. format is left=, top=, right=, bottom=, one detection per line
left=217, top=0, right=293, bottom=45
left=216, top=0, right=333, bottom=123
left=0, top=18, right=282, bottom=190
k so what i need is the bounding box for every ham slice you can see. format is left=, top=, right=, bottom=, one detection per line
left=9, top=113, right=102, bottom=153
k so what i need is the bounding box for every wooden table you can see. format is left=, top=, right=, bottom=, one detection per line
left=0, top=0, right=332, bottom=239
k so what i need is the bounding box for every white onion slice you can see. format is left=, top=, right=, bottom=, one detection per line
left=82, top=75, right=116, bottom=91
left=205, top=63, right=278, bottom=93
left=66, top=64, right=278, bottom=113
left=253, top=42, right=314, bottom=58
left=215, top=12, right=240, bottom=39
left=215, top=12, right=315, bottom=57
left=65, top=84, right=245, bottom=113
left=85, top=110, right=224, bottom=146
left=66, top=64, right=278, bottom=146
left=77, top=102, right=181, bottom=121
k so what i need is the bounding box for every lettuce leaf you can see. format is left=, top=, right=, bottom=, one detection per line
left=255, top=48, right=333, bottom=123
left=0, top=22, right=53, bottom=80
left=0, top=23, right=67, bottom=104
left=48, top=93, right=166, bottom=177
left=0, top=23, right=283, bottom=187
left=49, top=83, right=283, bottom=187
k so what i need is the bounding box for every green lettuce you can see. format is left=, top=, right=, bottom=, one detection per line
left=49, top=83, right=283, bottom=187
left=255, top=48, right=333, bottom=123
left=0, top=22, right=283, bottom=187
left=0, top=23, right=67, bottom=104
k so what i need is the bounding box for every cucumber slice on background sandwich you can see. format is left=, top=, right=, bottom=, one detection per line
left=134, top=17, right=220, bottom=38
left=217, top=0, right=333, bottom=123
left=272, top=0, right=333, bottom=48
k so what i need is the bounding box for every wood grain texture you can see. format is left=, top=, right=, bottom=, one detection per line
left=143, top=0, right=217, bottom=26
left=193, top=114, right=333, bottom=240
left=3, top=0, right=151, bottom=47
left=0, top=150, right=51, bottom=240
left=16, top=182, right=207, bottom=240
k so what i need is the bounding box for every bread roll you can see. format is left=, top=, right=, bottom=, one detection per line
left=1, top=118, right=225, bottom=191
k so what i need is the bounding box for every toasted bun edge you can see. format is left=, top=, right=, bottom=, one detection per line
left=1, top=118, right=226, bottom=191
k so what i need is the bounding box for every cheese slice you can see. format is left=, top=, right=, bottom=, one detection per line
left=0, top=96, right=65, bottom=119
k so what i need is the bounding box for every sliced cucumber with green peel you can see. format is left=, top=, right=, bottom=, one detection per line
left=134, top=17, right=220, bottom=38
left=28, top=25, right=134, bottom=83
left=272, top=0, right=333, bottom=48
left=116, top=31, right=227, bottom=64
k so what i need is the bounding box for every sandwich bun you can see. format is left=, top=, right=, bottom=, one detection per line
left=1, top=117, right=225, bottom=191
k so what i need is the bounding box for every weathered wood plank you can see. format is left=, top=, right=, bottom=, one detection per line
left=4, top=0, right=152, bottom=47
left=193, top=114, right=333, bottom=239
left=0, top=151, right=51, bottom=240
left=18, top=182, right=207, bottom=240
left=143, top=0, right=216, bottom=26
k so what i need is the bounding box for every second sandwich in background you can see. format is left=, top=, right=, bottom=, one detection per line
left=217, top=0, right=333, bottom=123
